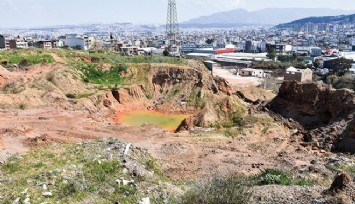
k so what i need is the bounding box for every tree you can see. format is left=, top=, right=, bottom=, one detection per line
left=329, top=58, right=353, bottom=75
left=277, top=55, right=292, bottom=63
left=267, top=47, right=277, bottom=60
left=313, top=59, right=321, bottom=69
left=163, top=50, right=170, bottom=57
left=291, top=53, right=299, bottom=61
left=205, top=39, right=215, bottom=44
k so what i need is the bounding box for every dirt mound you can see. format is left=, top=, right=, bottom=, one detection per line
left=268, top=81, right=355, bottom=152
left=176, top=96, right=246, bottom=132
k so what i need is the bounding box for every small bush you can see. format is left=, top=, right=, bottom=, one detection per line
left=254, top=169, right=315, bottom=186
left=18, top=103, right=27, bottom=110
left=83, top=160, right=121, bottom=183
left=224, top=128, right=242, bottom=138
left=1, top=60, right=8, bottom=66
left=188, top=90, right=206, bottom=109
left=261, top=126, right=270, bottom=135
left=179, top=176, right=251, bottom=204
left=2, top=156, right=20, bottom=173
left=65, top=93, right=93, bottom=99
left=47, top=75, right=54, bottom=83
left=19, top=59, right=31, bottom=67
left=65, top=93, right=76, bottom=99
left=57, top=180, right=79, bottom=199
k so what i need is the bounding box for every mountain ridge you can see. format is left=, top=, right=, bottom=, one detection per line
left=277, top=13, right=355, bottom=28
left=184, top=8, right=355, bottom=25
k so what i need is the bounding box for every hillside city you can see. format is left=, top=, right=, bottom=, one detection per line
left=1, top=1, right=355, bottom=204
left=1, top=21, right=355, bottom=86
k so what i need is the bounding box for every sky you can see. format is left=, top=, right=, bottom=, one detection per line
left=1, top=0, right=355, bottom=28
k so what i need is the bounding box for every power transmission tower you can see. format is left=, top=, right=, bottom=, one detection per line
left=166, top=0, right=179, bottom=43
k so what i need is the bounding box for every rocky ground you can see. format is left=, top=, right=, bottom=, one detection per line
left=0, top=51, right=355, bottom=203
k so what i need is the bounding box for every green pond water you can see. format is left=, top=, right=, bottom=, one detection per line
left=118, top=111, right=189, bottom=131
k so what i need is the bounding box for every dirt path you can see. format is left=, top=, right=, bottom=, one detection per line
left=50, top=53, right=65, bottom=63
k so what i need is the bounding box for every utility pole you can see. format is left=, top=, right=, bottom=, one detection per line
left=166, top=0, right=179, bottom=44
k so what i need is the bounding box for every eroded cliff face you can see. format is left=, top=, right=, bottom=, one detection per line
left=108, top=64, right=205, bottom=113
left=268, top=81, right=355, bottom=152
left=105, top=62, right=246, bottom=131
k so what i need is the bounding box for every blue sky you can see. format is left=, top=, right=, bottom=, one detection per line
left=1, top=0, right=355, bottom=27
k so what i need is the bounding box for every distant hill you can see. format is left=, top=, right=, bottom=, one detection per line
left=183, top=8, right=355, bottom=26
left=277, top=13, right=355, bottom=28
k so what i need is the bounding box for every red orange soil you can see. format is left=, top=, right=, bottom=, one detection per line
left=0, top=62, right=334, bottom=182
left=0, top=107, right=329, bottom=180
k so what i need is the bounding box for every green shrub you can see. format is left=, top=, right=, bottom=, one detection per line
left=47, top=75, right=54, bottom=83
left=224, top=128, right=242, bottom=138
left=18, top=103, right=27, bottom=110
left=65, top=93, right=93, bottom=99
left=76, top=62, right=125, bottom=85
left=327, top=74, right=355, bottom=91
left=19, top=59, right=31, bottom=67
left=254, top=169, right=315, bottom=186
left=2, top=156, right=20, bottom=173
left=65, top=93, right=76, bottom=99
left=57, top=180, right=78, bottom=198
left=188, top=89, right=206, bottom=109
left=179, top=176, right=251, bottom=204
left=83, top=160, right=121, bottom=183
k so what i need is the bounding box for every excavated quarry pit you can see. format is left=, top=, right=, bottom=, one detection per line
left=115, top=110, right=190, bottom=132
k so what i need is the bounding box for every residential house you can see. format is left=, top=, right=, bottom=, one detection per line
left=53, top=40, right=64, bottom=48
left=62, top=37, right=89, bottom=50
left=7, top=40, right=17, bottom=49
left=36, top=40, right=53, bottom=49
left=16, top=41, right=28, bottom=49
left=120, top=46, right=139, bottom=56
left=284, top=67, right=313, bottom=83
left=239, top=68, right=266, bottom=78
left=267, top=44, right=292, bottom=54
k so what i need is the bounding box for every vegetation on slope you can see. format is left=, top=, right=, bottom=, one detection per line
left=0, top=50, right=54, bottom=67
left=0, top=139, right=177, bottom=204
left=0, top=138, right=317, bottom=203
left=56, top=49, right=185, bottom=65
left=327, top=74, right=355, bottom=91
left=176, top=169, right=315, bottom=204
left=73, top=62, right=126, bottom=85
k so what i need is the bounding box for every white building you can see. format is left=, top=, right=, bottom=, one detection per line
left=239, top=68, right=266, bottom=78
left=16, top=41, right=28, bottom=49
left=62, top=37, right=89, bottom=50
left=215, top=53, right=268, bottom=61
left=54, top=40, right=64, bottom=48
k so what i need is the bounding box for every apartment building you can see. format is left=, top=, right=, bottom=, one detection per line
left=36, top=40, right=53, bottom=49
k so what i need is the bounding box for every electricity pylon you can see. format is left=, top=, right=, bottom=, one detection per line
left=166, top=0, right=179, bottom=43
